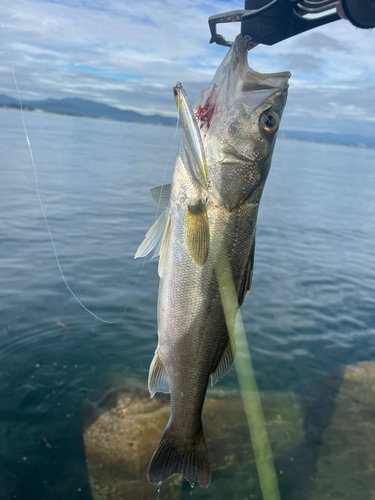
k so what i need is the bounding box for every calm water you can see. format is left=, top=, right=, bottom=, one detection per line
left=1, top=108, right=375, bottom=500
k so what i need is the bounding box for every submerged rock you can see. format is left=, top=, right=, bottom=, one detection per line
left=309, top=361, right=375, bottom=500
left=83, top=381, right=303, bottom=500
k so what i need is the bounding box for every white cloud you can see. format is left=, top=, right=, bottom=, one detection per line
left=1, top=0, right=374, bottom=135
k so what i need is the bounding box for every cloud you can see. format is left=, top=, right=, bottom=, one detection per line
left=280, top=53, right=323, bottom=74
left=1, top=0, right=374, bottom=135
left=302, top=32, right=346, bottom=52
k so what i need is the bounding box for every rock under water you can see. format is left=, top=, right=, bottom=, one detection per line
left=83, top=381, right=303, bottom=500
left=309, top=361, right=375, bottom=500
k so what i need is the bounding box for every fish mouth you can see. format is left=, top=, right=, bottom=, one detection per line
left=242, top=70, right=291, bottom=93
left=216, top=153, right=254, bottom=166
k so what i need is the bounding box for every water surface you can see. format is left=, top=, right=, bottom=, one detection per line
left=1, top=108, right=375, bottom=500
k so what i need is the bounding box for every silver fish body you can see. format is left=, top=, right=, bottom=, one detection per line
left=139, top=35, right=291, bottom=488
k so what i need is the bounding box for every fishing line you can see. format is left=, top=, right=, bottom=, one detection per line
left=1, top=21, right=179, bottom=324
left=120, top=111, right=179, bottom=316
left=153, top=113, right=179, bottom=222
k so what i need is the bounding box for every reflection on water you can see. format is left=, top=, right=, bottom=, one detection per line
left=0, top=108, right=375, bottom=499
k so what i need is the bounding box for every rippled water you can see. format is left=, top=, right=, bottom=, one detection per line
left=1, top=108, right=375, bottom=500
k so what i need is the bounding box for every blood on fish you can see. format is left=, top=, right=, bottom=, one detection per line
left=195, top=84, right=218, bottom=130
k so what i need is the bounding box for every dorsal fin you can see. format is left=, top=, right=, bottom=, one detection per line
left=150, top=184, right=171, bottom=208
left=158, top=213, right=171, bottom=278
left=135, top=209, right=169, bottom=259
left=148, top=350, right=170, bottom=398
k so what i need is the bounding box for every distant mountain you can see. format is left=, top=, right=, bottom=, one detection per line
left=0, top=93, right=374, bottom=148
left=0, top=93, right=22, bottom=105
left=0, top=93, right=176, bottom=126
left=279, top=130, right=375, bottom=149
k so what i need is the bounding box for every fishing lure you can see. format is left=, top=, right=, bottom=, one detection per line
left=173, top=83, right=209, bottom=194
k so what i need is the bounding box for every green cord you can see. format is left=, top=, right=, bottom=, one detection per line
left=215, top=240, right=281, bottom=500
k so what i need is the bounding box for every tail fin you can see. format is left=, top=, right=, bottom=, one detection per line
left=147, top=423, right=211, bottom=489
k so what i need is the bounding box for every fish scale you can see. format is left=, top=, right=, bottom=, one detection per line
left=136, top=34, right=291, bottom=488
left=153, top=156, right=260, bottom=486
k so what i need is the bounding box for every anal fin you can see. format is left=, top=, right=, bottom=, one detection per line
left=148, top=350, right=170, bottom=398
left=184, top=200, right=209, bottom=268
left=210, top=341, right=235, bottom=386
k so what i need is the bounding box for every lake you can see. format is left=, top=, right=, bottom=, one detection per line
left=1, top=108, right=375, bottom=500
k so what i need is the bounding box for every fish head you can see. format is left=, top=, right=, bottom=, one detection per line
left=202, top=48, right=291, bottom=212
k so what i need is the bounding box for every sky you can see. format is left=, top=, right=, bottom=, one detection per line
left=1, top=0, right=374, bottom=136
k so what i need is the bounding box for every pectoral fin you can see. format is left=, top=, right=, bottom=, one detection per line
left=211, top=340, right=235, bottom=386
left=150, top=184, right=171, bottom=208
left=184, top=200, right=209, bottom=267
left=148, top=350, right=170, bottom=398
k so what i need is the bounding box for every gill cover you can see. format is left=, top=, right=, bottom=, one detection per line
left=194, top=35, right=291, bottom=212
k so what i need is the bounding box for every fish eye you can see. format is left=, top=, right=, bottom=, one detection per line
left=173, top=89, right=178, bottom=97
left=260, top=111, right=279, bottom=134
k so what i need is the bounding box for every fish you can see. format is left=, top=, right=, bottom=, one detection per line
left=173, top=83, right=212, bottom=267
left=135, top=34, right=291, bottom=488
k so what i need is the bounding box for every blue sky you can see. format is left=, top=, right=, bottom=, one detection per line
left=1, top=0, right=375, bottom=136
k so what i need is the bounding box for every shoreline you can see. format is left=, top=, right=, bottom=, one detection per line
left=1, top=105, right=373, bottom=150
